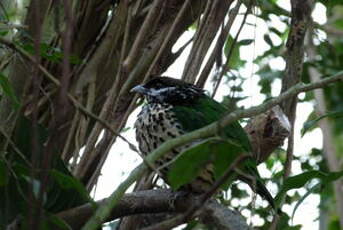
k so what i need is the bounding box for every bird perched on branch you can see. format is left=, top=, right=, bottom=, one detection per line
left=132, top=76, right=276, bottom=210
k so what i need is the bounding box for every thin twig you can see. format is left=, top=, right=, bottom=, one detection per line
left=144, top=0, right=192, bottom=78
left=196, top=0, right=241, bottom=88
left=211, top=0, right=251, bottom=98
left=182, top=0, right=220, bottom=82
left=74, top=2, right=134, bottom=180
left=75, top=2, right=132, bottom=178
left=0, top=36, right=143, bottom=163
left=61, top=109, right=80, bottom=160
left=122, top=0, right=164, bottom=71
left=0, top=34, right=165, bottom=181
left=0, top=127, right=31, bottom=166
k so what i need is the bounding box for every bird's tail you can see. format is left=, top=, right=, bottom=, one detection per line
left=238, top=174, right=280, bottom=214
left=254, top=179, right=276, bottom=210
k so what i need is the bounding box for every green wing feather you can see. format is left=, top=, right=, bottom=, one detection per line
left=172, top=95, right=251, bottom=151
left=172, top=95, right=277, bottom=211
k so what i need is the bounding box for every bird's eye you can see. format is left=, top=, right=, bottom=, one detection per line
left=155, top=83, right=163, bottom=89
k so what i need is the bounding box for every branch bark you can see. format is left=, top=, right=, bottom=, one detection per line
left=270, top=1, right=314, bottom=228
left=57, top=189, right=250, bottom=230
left=280, top=0, right=314, bottom=176
left=182, top=0, right=235, bottom=83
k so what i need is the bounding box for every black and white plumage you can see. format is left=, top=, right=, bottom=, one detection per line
left=132, top=76, right=276, bottom=210
left=132, top=77, right=215, bottom=192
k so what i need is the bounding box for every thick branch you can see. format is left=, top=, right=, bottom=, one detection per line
left=0, top=36, right=140, bottom=153
left=182, top=0, right=234, bottom=83
left=280, top=0, right=314, bottom=117
left=57, top=189, right=250, bottom=230
left=200, top=201, right=251, bottom=230
left=270, top=3, right=314, bottom=228
left=58, top=190, right=190, bottom=229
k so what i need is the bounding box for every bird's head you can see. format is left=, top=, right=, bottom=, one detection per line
left=131, top=76, right=204, bottom=105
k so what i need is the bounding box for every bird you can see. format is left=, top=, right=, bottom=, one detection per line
left=131, top=76, right=276, bottom=210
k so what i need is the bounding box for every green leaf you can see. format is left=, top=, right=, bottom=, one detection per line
left=167, top=140, right=212, bottom=190
left=333, top=19, right=343, bottom=30
left=275, top=170, right=343, bottom=204
left=301, top=110, right=343, bottom=136
left=256, top=65, right=282, bottom=96
left=275, top=212, right=299, bottom=230
left=12, top=162, right=30, bottom=177
left=50, top=169, right=89, bottom=200
left=270, top=27, right=283, bottom=36
left=230, top=183, right=249, bottom=198
left=47, top=214, right=72, bottom=230
left=0, top=73, right=20, bottom=109
left=301, top=110, right=317, bottom=136
left=0, top=31, right=9, bottom=36
left=182, top=220, right=198, bottom=230
left=212, top=140, right=244, bottom=180
left=224, top=35, right=242, bottom=69
left=291, top=183, right=321, bottom=223
left=120, top=127, right=131, bottom=133
left=168, top=138, right=246, bottom=190
left=238, top=39, right=254, bottom=46
left=264, top=34, right=273, bottom=47
left=13, top=116, right=48, bottom=158
left=11, top=116, right=89, bottom=213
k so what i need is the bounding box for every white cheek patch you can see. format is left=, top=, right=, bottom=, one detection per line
left=148, top=87, right=176, bottom=100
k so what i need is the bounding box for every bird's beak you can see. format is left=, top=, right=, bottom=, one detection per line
left=130, top=85, right=149, bottom=95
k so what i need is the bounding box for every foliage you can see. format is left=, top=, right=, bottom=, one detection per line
left=0, top=116, right=89, bottom=228
left=168, top=138, right=245, bottom=190
left=0, top=73, right=19, bottom=108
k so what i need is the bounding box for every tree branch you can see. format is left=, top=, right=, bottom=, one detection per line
left=182, top=0, right=234, bottom=83
left=57, top=189, right=250, bottom=230
left=58, top=189, right=189, bottom=229
left=271, top=1, right=314, bottom=228
left=196, top=0, right=241, bottom=88
left=211, top=0, right=251, bottom=98
left=122, top=0, right=164, bottom=72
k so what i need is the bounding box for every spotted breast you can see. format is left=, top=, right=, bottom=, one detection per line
left=134, top=102, right=214, bottom=193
